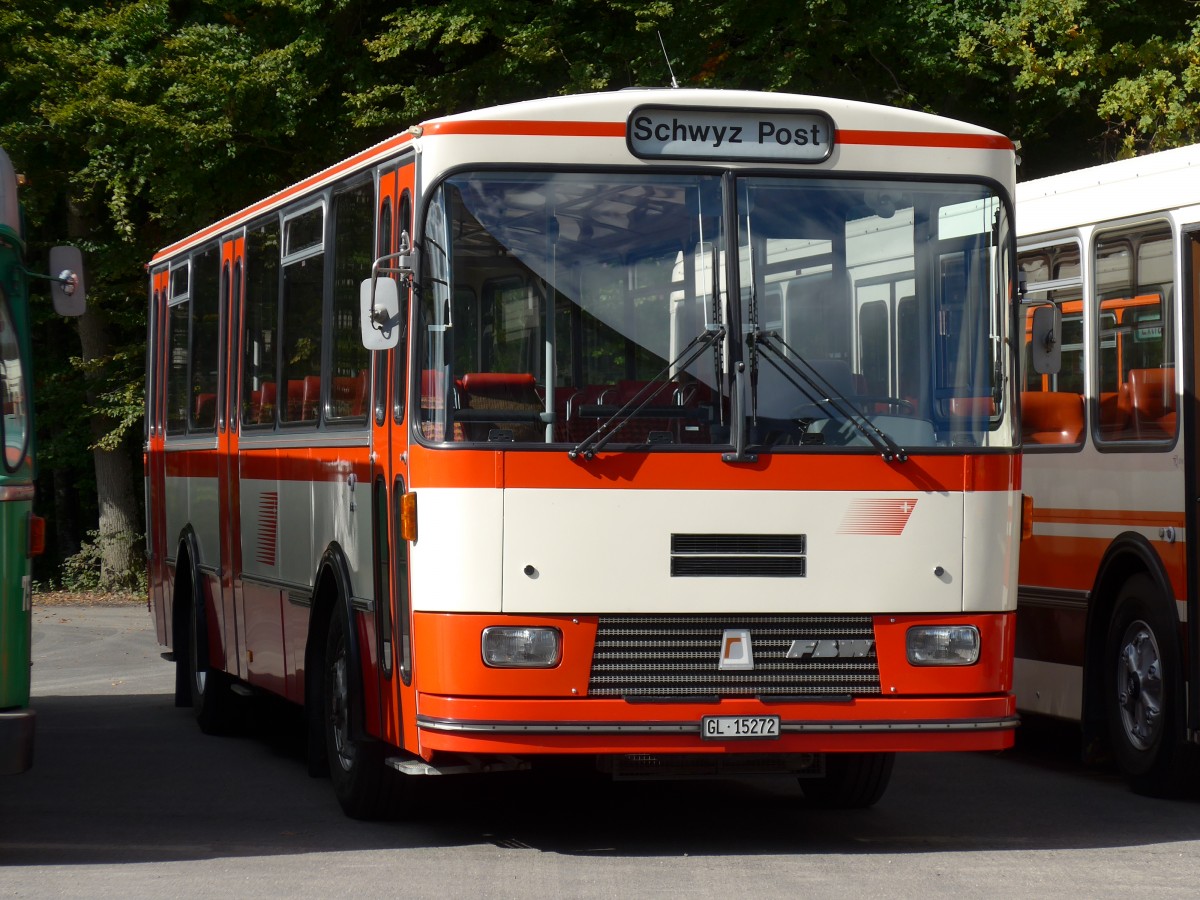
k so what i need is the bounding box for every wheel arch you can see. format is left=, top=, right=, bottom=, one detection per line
left=170, top=527, right=204, bottom=707
left=1081, top=531, right=1178, bottom=752
left=305, top=542, right=368, bottom=743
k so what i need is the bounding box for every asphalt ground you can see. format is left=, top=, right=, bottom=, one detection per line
left=2, top=603, right=1200, bottom=898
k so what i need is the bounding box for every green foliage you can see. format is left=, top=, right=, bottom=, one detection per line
left=57, top=529, right=147, bottom=594
left=5, top=0, right=1200, bottom=582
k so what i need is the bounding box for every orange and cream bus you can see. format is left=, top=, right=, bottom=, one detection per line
left=145, top=89, right=1021, bottom=818
left=1017, top=144, right=1200, bottom=795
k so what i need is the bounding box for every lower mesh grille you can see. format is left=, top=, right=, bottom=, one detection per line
left=587, top=614, right=880, bottom=698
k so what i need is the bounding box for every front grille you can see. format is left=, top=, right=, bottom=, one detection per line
left=588, top=614, right=880, bottom=698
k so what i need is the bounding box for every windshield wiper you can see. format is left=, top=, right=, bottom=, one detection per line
left=749, top=330, right=908, bottom=463
left=569, top=325, right=725, bottom=461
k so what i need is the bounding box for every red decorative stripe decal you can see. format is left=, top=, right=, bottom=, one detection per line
left=837, top=498, right=919, bottom=535
left=257, top=492, right=278, bottom=567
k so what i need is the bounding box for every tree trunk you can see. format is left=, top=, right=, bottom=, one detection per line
left=76, top=305, right=141, bottom=588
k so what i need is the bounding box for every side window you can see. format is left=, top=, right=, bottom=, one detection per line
left=0, top=290, right=30, bottom=471
left=166, top=262, right=191, bottom=434
left=1094, top=226, right=1174, bottom=444
left=328, top=180, right=373, bottom=422
left=189, top=244, right=220, bottom=432
left=1018, top=241, right=1084, bottom=448
left=242, top=220, right=280, bottom=427
left=280, top=204, right=324, bottom=424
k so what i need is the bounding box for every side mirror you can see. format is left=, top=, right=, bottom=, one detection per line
left=1030, top=304, right=1061, bottom=376
left=360, top=277, right=401, bottom=351
left=48, top=245, right=86, bottom=316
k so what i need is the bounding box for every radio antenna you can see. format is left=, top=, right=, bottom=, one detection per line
left=657, top=31, right=680, bottom=89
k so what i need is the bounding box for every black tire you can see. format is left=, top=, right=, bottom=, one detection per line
left=1104, top=573, right=1187, bottom=796
left=799, top=752, right=895, bottom=808
left=323, top=608, right=396, bottom=819
left=185, top=590, right=239, bottom=736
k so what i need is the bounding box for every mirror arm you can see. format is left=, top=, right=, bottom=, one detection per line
left=24, top=267, right=79, bottom=293
left=366, top=250, right=415, bottom=333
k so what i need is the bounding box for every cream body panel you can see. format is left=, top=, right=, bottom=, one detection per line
left=962, top=490, right=1021, bottom=612
left=409, top=488, right=505, bottom=613
left=164, top=469, right=218, bottom=567
left=401, top=487, right=1022, bottom=615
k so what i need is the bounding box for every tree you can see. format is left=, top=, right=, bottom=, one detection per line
left=6, top=0, right=1200, bottom=586
left=1, top=0, right=404, bottom=587
left=960, top=0, right=1200, bottom=171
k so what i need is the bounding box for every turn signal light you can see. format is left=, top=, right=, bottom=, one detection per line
left=400, top=491, right=418, bottom=543
left=1021, top=494, right=1034, bottom=541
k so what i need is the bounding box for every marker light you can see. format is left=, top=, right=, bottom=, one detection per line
left=28, top=514, right=45, bottom=557
left=906, top=625, right=980, bottom=666
left=481, top=626, right=562, bottom=668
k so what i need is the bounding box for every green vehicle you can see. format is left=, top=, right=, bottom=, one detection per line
left=0, top=147, right=85, bottom=774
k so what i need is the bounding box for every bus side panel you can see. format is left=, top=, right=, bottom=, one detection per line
left=188, top=457, right=225, bottom=668
left=300, top=453, right=373, bottom=709
left=238, top=451, right=286, bottom=692
left=1018, top=440, right=1187, bottom=719
left=0, top=494, right=31, bottom=711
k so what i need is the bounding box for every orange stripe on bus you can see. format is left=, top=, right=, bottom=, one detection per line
left=422, top=120, right=627, bottom=138
left=167, top=447, right=371, bottom=482
left=837, top=130, right=1014, bottom=151
left=1020, top=533, right=1187, bottom=599
left=1033, top=506, right=1186, bottom=528
left=410, top=445, right=1018, bottom=492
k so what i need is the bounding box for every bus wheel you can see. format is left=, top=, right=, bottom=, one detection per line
left=798, top=752, right=895, bottom=808
left=323, top=608, right=394, bottom=819
left=185, top=594, right=237, bottom=735
left=1104, top=574, right=1186, bottom=796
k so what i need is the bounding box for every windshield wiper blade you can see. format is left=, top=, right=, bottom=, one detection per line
left=569, top=325, right=725, bottom=461
left=751, top=331, right=908, bottom=463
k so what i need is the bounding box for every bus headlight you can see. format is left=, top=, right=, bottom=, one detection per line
left=905, top=625, right=980, bottom=666
left=482, top=626, right=562, bottom=668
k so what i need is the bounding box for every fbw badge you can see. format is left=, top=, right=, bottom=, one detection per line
left=718, top=629, right=755, bottom=670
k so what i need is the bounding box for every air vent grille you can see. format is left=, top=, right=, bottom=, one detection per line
left=670, top=533, right=806, bottom=578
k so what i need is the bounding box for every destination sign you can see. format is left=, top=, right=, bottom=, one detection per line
left=628, top=106, right=834, bottom=163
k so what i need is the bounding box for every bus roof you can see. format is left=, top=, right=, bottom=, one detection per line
left=1017, top=143, right=1200, bottom=239
left=150, top=89, right=1013, bottom=266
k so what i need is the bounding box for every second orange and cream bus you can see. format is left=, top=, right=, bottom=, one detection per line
left=1017, top=144, right=1200, bottom=795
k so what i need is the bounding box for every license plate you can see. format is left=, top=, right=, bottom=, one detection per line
left=701, top=715, right=781, bottom=740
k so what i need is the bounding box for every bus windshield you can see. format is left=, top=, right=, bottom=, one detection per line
left=418, top=170, right=1014, bottom=452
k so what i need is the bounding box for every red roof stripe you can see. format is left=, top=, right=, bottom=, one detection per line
left=837, top=129, right=1013, bottom=151
left=422, top=119, right=626, bottom=138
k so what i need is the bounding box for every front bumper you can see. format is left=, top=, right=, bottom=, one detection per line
left=414, top=694, right=1017, bottom=756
